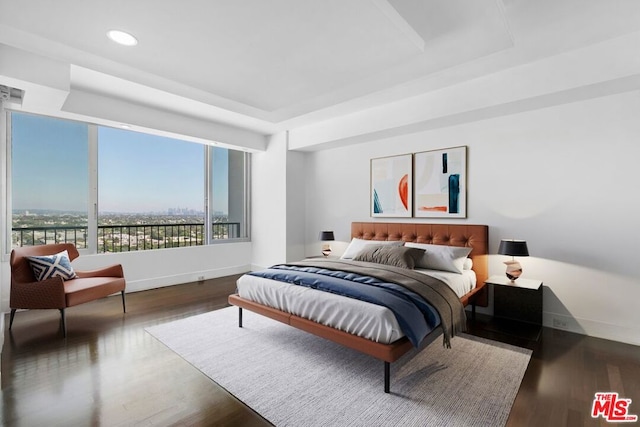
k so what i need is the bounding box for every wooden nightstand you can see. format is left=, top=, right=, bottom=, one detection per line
left=485, top=275, right=543, bottom=341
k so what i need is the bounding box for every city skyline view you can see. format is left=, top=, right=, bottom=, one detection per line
left=11, top=208, right=210, bottom=216
left=11, top=112, right=230, bottom=216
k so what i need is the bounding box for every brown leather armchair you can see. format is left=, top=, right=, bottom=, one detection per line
left=10, top=243, right=126, bottom=337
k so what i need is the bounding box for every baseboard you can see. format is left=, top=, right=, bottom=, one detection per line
left=543, top=312, right=639, bottom=346
left=125, top=264, right=251, bottom=293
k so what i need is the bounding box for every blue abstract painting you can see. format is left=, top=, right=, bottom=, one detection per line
left=414, top=146, right=466, bottom=218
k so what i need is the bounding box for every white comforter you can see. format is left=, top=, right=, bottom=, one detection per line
left=236, top=268, right=475, bottom=345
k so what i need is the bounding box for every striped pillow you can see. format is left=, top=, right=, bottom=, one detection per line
left=27, top=250, right=77, bottom=281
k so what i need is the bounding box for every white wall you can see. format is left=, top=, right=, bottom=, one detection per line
left=285, top=146, right=307, bottom=261
left=251, top=133, right=288, bottom=269
left=76, top=243, right=251, bottom=290
left=250, top=131, right=307, bottom=269
left=302, top=90, right=640, bottom=346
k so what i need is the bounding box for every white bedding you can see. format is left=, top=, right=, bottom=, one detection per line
left=236, top=268, right=476, bottom=345
left=414, top=268, right=476, bottom=297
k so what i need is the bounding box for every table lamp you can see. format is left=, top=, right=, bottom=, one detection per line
left=498, top=239, right=529, bottom=281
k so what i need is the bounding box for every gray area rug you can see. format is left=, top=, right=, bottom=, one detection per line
left=146, top=307, right=531, bottom=427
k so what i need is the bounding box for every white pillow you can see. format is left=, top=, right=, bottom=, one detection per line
left=404, top=242, right=472, bottom=274
left=340, top=238, right=404, bottom=259
left=463, top=257, right=473, bottom=270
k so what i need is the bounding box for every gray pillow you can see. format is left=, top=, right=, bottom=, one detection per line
left=353, top=245, right=425, bottom=269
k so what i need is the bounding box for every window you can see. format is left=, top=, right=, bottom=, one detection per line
left=97, top=127, right=205, bottom=252
left=7, top=111, right=249, bottom=252
left=209, top=147, right=249, bottom=240
left=10, top=112, right=89, bottom=248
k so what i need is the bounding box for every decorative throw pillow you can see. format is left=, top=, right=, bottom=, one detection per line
left=340, top=238, right=404, bottom=260
left=353, top=245, right=425, bottom=269
left=27, top=250, right=77, bottom=281
left=404, top=242, right=472, bottom=274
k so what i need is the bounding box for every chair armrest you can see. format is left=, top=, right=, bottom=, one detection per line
left=10, top=277, right=66, bottom=309
left=75, top=264, right=124, bottom=279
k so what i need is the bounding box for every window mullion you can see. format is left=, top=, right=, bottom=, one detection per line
left=87, top=125, right=98, bottom=253
left=2, top=108, right=11, bottom=256
left=204, top=144, right=212, bottom=245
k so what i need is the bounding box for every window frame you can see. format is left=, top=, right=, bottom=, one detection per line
left=3, top=108, right=250, bottom=257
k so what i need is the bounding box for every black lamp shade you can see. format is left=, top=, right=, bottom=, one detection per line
left=498, top=240, right=529, bottom=256
left=319, top=231, right=335, bottom=241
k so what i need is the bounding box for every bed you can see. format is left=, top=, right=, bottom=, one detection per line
left=228, top=222, right=489, bottom=392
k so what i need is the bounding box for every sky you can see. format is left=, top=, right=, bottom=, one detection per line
left=11, top=112, right=230, bottom=215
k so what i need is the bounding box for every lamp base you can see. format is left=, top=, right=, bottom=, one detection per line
left=321, top=244, right=332, bottom=257
left=504, top=261, right=522, bottom=281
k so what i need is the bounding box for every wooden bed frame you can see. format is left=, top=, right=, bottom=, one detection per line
left=228, top=222, right=489, bottom=392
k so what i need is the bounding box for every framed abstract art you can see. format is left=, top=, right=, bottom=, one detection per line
left=370, top=154, right=412, bottom=217
left=414, top=146, right=467, bottom=218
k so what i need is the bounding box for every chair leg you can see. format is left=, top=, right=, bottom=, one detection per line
left=121, top=290, right=126, bottom=313
left=60, top=309, right=67, bottom=338
left=9, top=309, right=16, bottom=330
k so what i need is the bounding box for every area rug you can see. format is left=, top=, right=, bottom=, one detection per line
left=146, top=307, right=531, bottom=427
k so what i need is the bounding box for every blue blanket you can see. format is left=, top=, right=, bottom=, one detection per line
left=248, top=265, right=441, bottom=347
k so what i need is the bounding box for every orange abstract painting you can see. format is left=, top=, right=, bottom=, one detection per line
left=371, top=154, right=412, bottom=217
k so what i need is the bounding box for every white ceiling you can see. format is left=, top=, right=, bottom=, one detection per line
left=1, top=0, right=640, bottom=136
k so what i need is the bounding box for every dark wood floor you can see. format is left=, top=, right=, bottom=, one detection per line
left=2, top=275, right=639, bottom=426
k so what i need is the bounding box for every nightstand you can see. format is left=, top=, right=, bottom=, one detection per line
left=485, top=275, right=543, bottom=341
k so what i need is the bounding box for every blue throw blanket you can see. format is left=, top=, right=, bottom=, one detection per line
left=249, top=265, right=441, bottom=347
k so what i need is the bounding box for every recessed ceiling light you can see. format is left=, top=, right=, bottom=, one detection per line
left=107, top=30, right=138, bottom=46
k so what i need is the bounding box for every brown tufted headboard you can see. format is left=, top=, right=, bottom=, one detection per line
left=351, top=222, right=489, bottom=306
